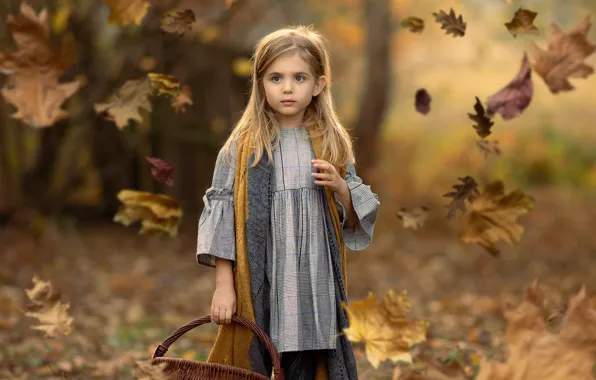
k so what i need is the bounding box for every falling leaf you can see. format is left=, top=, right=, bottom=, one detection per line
left=22, top=276, right=73, bottom=337
left=134, top=359, right=177, bottom=379
left=341, top=290, right=429, bottom=369
left=460, top=180, right=534, bottom=256
left=396, top=207, right=429, bottom=230
left=171, top=84, right=192, bottom=113
left=102, top=0, right=150, bottom=26
left=476, top=139, right=502, bottom=159
left=530, top=15, right=596, bottom=94
left=414, top=89, right=431, bottom=115
left=477, top=283, right=596, bottom=380
left=443, top=176, right=479, bottom=220
left=486, top=53, right=533, bottom=120
left=147, top=73, right=180, bottom=98
left=505, top=8, right=539, bottom=38
left=160, top=9, right=195, bottom=35
left=432, top=8, right=466, bottom=38
left=94, top=77, right=152, bottom=129
left=146, top=157, right=174, bottom=186
left=114, top=189, right=182, bottom=237
left=0, top=2, right=82, bottom=128
left=400, top=17, right=424, bottom=34
left=468, top=97, right=494, bottom=138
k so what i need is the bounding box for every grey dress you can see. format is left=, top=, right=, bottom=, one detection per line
left=196, top=126, right=380, bottom=353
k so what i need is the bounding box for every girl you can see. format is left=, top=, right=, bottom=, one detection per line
left=196, top=25, right=379, bottom=380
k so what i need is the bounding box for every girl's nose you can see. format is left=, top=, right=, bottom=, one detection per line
left=283, top=81, right=293, bottom=93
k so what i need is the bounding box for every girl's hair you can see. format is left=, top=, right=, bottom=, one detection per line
left=220, top=24, right=355, bottom=170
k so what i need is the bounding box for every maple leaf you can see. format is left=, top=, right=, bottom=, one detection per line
left=171, top=84, right=193, bottom=113
left=414, top=88, right=431, bottom=115
left=341, top=290, right=429, bottom=369
left=103, top=0, right=150, bottom=26
left=443, top=176, right=479, bottom=220
left=94, top=77, right=152, bottom=129
left=530, top=15, right=596, bottom=94
left=505, top=8, right=539, bottom=38
left=0, top=2, right=82, bottom=128
left=114, top=189, right=182, bottom=237
left=22, top=275, right=73, bottom=337
left=486, top=53, right=533, bottom=120
left=400, top=17, right=424, bottom=34
left=477, top=283, right=596, bottom=380
left=468, top=97, right=494, bottom=139
left=146, top=156, right=174, bottom=186
left=432, top=9, right=466, bottom=38
left=147, top=73, right=181, bottom=98
left=160, top=9, right=195, bottom=35
left=134, top=359, right=177, bottom=379
left=476, top=139, right=502, bottom=159
left=460, top=180, right=534, bottom=256
left=396, top=207, right=429, bottom=230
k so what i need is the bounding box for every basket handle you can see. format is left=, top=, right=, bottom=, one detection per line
left=152, top=315, right=284, bottom=378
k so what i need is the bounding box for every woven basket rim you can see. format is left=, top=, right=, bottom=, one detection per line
left=152, top=357, right=271, bottom=380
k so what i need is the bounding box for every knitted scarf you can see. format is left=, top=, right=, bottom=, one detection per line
left=206, top=127, right=350, bottom=379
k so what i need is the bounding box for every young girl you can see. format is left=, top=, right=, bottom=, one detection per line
left=196, top=25, right=379, bottom=380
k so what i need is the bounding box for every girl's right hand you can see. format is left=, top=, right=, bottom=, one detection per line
left=211, top=284, right=237, bottom=324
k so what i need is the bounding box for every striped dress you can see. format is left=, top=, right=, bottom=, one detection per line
left=196, top=126, right=380, bottom=353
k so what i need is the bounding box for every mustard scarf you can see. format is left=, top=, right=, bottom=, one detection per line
left=206, top=127, right=348, bottom=379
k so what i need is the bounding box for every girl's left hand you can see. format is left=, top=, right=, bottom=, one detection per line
left=311, top=159, right=347, bottom=194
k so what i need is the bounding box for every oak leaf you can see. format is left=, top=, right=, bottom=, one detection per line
left=114, top=189, right=182, bottom=237
left=468, top=97, right=494, bottom=139
left=400, top=17, right=424, bottom=34
left=171, top=84, right=193, bottom=113
left=160, top=9, right=195, bottom=35
left=486, top=53, right=533, bottom=120
left=147, top=73, right=181, bottom=97
left=432, top=9, right=466, bottom=38
left=414, top=88, right=431, bottom=115
left=396, top=207, right=429, bottom=230
left=443, top=176, right=479, bottom=220
left=530, top=15, right=596, bottom=94
left=460, top=180, right=534, bottom=256
left=94, top=77, right=152, bottom=129
left=103, top=0, right=150, bottom=26
left=342, top=290, right=429, bottom=369
left=146, top=156, right=174, bottom=186
left=504, top=8, right=539, bottom=38
left=22, top=275, right=73, bottom=337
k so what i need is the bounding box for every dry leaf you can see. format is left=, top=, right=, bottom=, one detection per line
left=134, top=359, right=177, bottom=379
left=476, top=139, right=501, bottom=159
left=486, top=53, right=533, bottom=120
left=530, top=15, right=596, bottom=93
left=396, top=207, right=429, bottom=230
left=400, top=17, right=424, bottom=34
left=477, top=282, right=596, bottom=380
left=460, top=180, right=534, bottom=256
left=468, top=97, right=494, bottom=138
left=432, top=9, right=466, bottom=38
left=146, top=156, right=174, bottom=186
left=443, top=176, right=479, bottom=220
left=103, top=0, right=150, bottom=26
left=171, top=84, right=192, bottom=113
left=414, top=89, right=431, bottom=115
left=160, top=9, right=195, bottom=35
left=114, top=189, right=182, bottom=237
left=505, top=8, right=539, bottom=38
left=0, top=2, right=82, bottom=128
left=22, top=275, right=73, bottom=337
left=94, top=77, right=152, bottom=129
left=147, top=73, right=180, bottom=97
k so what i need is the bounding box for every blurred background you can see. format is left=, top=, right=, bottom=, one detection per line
left=1, top=0, right=596, bottom=378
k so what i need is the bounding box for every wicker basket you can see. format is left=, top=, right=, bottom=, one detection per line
left=151, top=315, right=284, bottom=380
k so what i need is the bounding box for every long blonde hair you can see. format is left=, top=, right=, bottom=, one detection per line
left=220, top=25, right=355, bottom=170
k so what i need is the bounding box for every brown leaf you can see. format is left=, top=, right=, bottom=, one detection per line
left=94, top=77, right=152, bottom=129
left=103, top=0, right=150, bottom=26
left=160, top=9, right=195, bottom=36
left=171, top=84, right=193, bottom=113
left=146, top=156, right=174, bottom=186
left=468, top=97, right=494, bottom=139
left=504, top=8, right=539, bottom=38
left=396, top=207, right=429, bottom=230
left=443, top=176, right=479, bottom=220
left=147, top=73, right=181, bottom=98
left=530, top=15, right=596, bottom=94
left=414, top=89, right=431, bottom=115
left=23, top=276, right=73, bottom=337
left=476, top=139, right=502, bottom=159
left=432, top=8, right=466, bottom=38
left=486, top=53, right=533, bottom=120
left=400, top=17, right=424, bottom=34
left=459, top=180, right=534, bottom=256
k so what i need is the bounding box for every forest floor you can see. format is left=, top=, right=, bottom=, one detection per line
left=1, top=187, right=595, bottom=379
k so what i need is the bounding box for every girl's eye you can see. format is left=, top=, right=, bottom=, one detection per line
left=272, top=76, right=281, bottom=83
left=295, top=75, right=305, bottom=82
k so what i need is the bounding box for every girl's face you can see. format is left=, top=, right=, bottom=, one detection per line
left=262, top=51, right=327, bottom=126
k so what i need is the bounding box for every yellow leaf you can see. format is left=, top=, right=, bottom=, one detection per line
left=23, top=276, right=73, bottom=337
left=341, top=289, right=429, bottom=369
left=147, top=73, right=181, bottom=98
left=160, top=9, right=195, bottom=36
left=51, top=0, right=72, bottom=34
left=114, top=190, right=182, bottom=237
left=103, top=0, right=150, bottom=26
left=94, top=77, right=152, bottom=129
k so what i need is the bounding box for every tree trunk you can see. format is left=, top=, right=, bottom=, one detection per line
left=353, top=0, right=392, bottom=185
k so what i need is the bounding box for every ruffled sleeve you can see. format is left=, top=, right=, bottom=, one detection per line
left=196, top=139, right=237, bottom=268
left=333, top=162, right=380, bottom=250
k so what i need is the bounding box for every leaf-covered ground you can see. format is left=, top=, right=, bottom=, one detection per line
left=1, top=187, right=594, bottom=379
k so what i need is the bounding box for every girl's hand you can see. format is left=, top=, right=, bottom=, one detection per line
left=311, top=159, right=348, bottom=195
left=211, top=284, right=237, bottom=324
